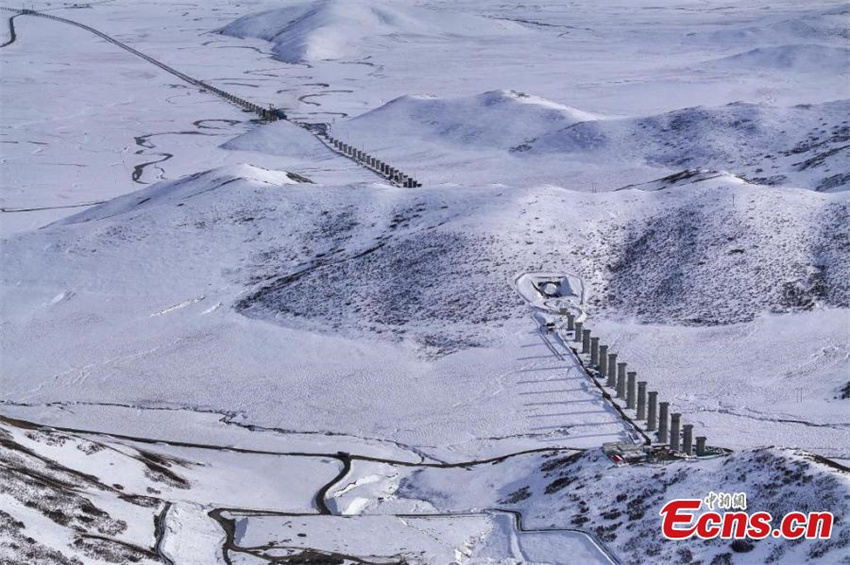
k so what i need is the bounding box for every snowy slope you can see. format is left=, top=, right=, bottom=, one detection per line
left=2, top=0, right=850, bottom=562
left=0, top=415, right=341, bottom=564
left=333, top=92, right=850, bottom=190
left=218, top=0, right=526, bottom=63
left=2, top=165, right=848, bottom=460
left=706, top=44, right=850, bottom=74
left=392, top=448, right=850, bottom=565
left=525, top=100, right=850, bottom=188
left=335, top=89, right=599, bottom=150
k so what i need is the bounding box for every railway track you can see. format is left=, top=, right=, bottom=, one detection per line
left=0, top=7, right=421, bottom=187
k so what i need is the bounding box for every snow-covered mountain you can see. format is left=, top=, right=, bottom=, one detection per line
left=219, top=0, right=526, bottom=63
left=522, top=100, right=850, bottom=192
left=394, top=447, right=850, bottom=565
left=335, top=89, right=599, bottom=150
left=333, top=93, right=849, bottom=191
left=2, top=0, right=848, bottom=562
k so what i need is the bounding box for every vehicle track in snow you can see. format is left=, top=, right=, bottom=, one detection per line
left=154, top=502, right=175, bottom=565
left=0, top=11, right=19, bottom=48
left=0, top=413, right=617, bottom=563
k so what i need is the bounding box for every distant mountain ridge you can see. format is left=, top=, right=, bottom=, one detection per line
left=219, top=0, right=526, bottom=63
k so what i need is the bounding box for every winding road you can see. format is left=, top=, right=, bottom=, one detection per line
left=0, top=413, right=618, bottom=564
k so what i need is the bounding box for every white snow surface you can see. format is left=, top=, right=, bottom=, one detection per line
left=218, top=0, right=526, bottom=63
left=1, top=0, right=849, bottom=562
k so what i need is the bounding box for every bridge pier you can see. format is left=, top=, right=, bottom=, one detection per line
left=616, top=363, right=626, bottom=398
left=626, top=372, right=636, bottom=409
left=647, top=391, right=658, bottom=430
left=683, top=424, right=694, bottom=455
left=670, top=413, right=681, bottom=451
left=658, top=402, right=669, bottom=443
left=590, top=337, right=600, bottom=366
left=696, top=436, right=707, bottom=456
left=607, top=353, right=617, bottom=387
left=637, top=382, right=647, bottom=419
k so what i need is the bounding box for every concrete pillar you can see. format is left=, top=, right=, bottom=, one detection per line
left=626, top=372, right=636, bottom=409
left=590, top=337, right=600, bottom=366
left=696, top=436, right=707, bottom=457
left=683, top=424, right=694, bottom=455
left=606, top=353, right=617, bottom=387
left=581, top=329, right=591, bottom=354
left=616, top=363, right=626, bottom=397
left=574, top=322, right=583, bottom=343
left=599, top=345, right=608, bottom=376
left=647, top=391, right=658, bottom=430
left=637, top=382, right=647, bottom=419
left=616, top=363, right=626, bottom=398
left=658, top=402, right=669, bottom=443
left=670, top=413, right=681, bottom=451
left=566, top=313, right=574, bottom=331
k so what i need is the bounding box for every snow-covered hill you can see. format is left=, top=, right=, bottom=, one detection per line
left=523, top=99, right=850, bottom=191
left=333, top=92, right=849, bottom=190
left=4, top=164, right=847, bottom=351
left=218, top=0, right=525, bottom=63
left=705, top=44, right=850, bottom=74
left=393, top=447, right=850, bottom=565
left=7, top=410, right=846, bottom=565
left=3, top=164, right=848, bottom=462
left=3, top=0, right=849, bottom=562
left=335, top=89, right=598, bottom=150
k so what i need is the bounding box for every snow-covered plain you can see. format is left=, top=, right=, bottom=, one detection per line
left=1, top=0, right=848, bottom=563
